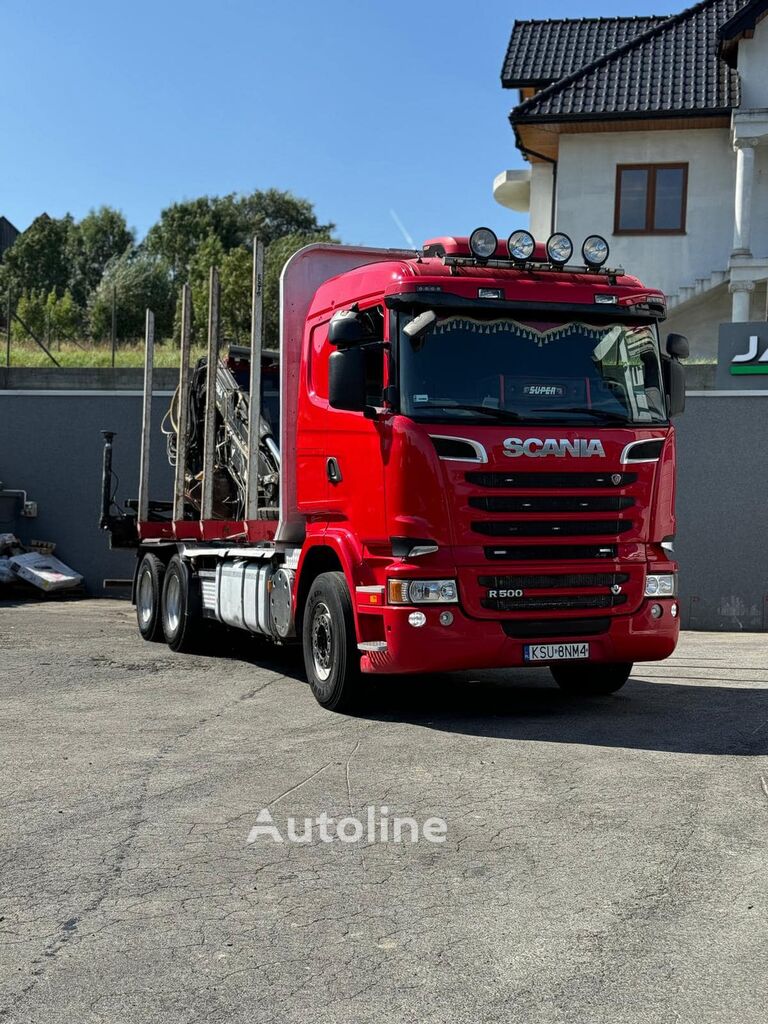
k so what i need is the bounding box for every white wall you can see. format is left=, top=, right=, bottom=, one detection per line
left=737, top=17, right=768, bottom=111
left=529, top=162, right=554, bottom=240
left=554, top=129, right=735, bottom=298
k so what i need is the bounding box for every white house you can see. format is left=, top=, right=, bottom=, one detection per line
left=494, top=0, right=768, bottom=358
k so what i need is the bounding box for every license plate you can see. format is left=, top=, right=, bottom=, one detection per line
left=524, top=642, right=590, bottom=662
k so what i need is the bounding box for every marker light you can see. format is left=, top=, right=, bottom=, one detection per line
left=469, top=228, right=498, bottom=260
left=507, top=229, right=535, bottom=261
left=582, top=234, right=609, bottom=267
left=546, top=232, right=573, bottom=265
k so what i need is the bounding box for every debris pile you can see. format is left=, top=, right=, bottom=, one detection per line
left=0, top=535, right=83, bottom=594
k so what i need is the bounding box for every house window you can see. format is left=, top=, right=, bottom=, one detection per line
left=614, top=164, right=688, bottom=234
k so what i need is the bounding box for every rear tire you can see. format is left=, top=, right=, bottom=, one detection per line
left=551, top=662, right=633, bottom=695
left=302, top=571, right=361, bottom=712
left=161, top=555, right=204, bottom=653
left=136, top=553, right=165, bottom=642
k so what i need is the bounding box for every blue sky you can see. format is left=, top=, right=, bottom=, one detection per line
left=2, top=0, right=671, bottom=248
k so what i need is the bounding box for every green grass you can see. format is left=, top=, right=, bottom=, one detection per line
left=4, top=340, right=206, bottom=368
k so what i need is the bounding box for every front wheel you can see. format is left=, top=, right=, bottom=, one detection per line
left=302, top=571, right=361, bottom=712
left=551, top=662, right=633, bottom=695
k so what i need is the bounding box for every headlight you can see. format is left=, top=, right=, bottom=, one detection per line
left=507, top=229, right=535, bottom=261
left=387, top=579, right=459, bottom=605
left=546, top=232, right=573, bottom=265
left=645, top=574, right=677, bottom=597
left=582, top=234, right=609, bottom=267
left=469, top=227, right=498, bottom=260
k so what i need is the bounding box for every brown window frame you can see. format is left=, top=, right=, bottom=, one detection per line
left=614, top=163, right=688, bottom=236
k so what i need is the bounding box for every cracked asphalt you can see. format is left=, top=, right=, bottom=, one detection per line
left=1, top=599, right=767, bottom=1023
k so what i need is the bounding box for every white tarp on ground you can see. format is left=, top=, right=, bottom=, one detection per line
left=8, top=552, right=83, bottom=592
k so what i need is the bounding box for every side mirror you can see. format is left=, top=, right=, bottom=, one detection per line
left=662, top=356, right=686, bottom=417
left=329, top=347, right=367, bottom=412
left=666, top=333, right=689, bottom=360
left=329, top=306, right=373, bottom=347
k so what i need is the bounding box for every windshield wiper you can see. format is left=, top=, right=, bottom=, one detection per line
left=443, top=404, right=523, bottom=421
left=531, top=406, right=632, bottom=424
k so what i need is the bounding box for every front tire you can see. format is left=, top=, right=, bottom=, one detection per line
left=161, top=555, right=204, bottom=653
left=136, top=553, right=165, bottom=642
left=551, top=662, right=633, bottom=695
left=302, top=571, right=361, bottom=711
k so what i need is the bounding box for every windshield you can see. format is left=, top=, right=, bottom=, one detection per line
left=398, top=314, right=667, bottom=425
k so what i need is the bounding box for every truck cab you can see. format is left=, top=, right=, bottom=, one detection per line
left=103, top=228, right=687, bottom=711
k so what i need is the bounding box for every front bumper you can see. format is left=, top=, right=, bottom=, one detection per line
left=359, top=600, right=679, bottom=675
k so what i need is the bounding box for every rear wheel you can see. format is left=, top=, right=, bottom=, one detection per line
left=302, top=571, right=361, bottom=712
left=551, top=662, right=633, bottom=695
left=161, top=555, right=204, bottom=653
left=136, top=553, right=165, bottom=642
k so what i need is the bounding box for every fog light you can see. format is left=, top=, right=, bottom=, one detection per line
left=469, top=227, right=498, bottom=260
left=670, top=603, right=679, bottom=618
left=408, top=611, right=427, bottom=628
left=439, top=611, right=454, bottom=626
left=650, top=603, right=663, bottom=619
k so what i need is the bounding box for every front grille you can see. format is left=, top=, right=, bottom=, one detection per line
left=502, top=617, right=611, bottom=638
left=484, top=544, right=617, bottom=561
left=470, top=495, right=633, bottom=513
left=483, top=593, right=628, bottom=612
left=479, top=572, right=629, bottom=589
left=473, top=519, right=633, bottom=537
left=467, top=471, right=637, bottom=489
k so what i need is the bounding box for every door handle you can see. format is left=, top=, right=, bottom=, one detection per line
left=326, top=457, right=342, bottom=484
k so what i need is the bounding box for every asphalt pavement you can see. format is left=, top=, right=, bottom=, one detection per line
left=1, top=599, right=767, bottom=1023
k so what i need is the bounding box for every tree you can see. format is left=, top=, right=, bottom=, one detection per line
left=145, top=189, right=335, bottom=283
left=12, top=291, right=47, bottom=341
left=3, top=214, right=75, bottom=297
left=262, top=230, right=334, bottom=346
left=67, top=207, right=134, bottom=305
left=89, top=251, right=174, bottom=341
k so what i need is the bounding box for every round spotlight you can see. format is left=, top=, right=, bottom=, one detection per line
left=507, top=229, right=535, bottom=262
left=546, top=232, right=573, bottom=265
left=670, top=603, right=679, bottom=618
left=582, top=234, right=610, bottom=268
left=469, top=227, right=498, bottom=260
left=408, top=611, right=427, bottom=628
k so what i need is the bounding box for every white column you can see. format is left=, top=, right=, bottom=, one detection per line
left=732, top=138, right=759, bottom=256
left=729, top=279, right=754, bottom=322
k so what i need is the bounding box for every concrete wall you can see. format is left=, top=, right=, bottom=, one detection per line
left=0, top=389, right=173, bottom=592
left=554, top=129, right=735, bottom=300
left=2, top=382, right=767, bottom=630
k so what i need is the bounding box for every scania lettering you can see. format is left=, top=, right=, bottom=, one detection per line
left=100, top=228, right=688, bottom=709
left=503, top=438, right=607, bottom=458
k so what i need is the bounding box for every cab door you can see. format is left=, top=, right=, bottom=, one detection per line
left=322, top=304, right=390, bottom=544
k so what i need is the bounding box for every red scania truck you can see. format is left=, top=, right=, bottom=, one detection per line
left=101, top=228, right=688, bottom=711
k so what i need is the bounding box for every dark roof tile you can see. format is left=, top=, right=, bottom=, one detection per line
left=502, top=16, right=670, bottom=87
left=510, top=0, right=749, bottom=121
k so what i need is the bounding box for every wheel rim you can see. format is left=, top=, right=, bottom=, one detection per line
left=137, top=569, right=154, bottom=627
left=165, top=573, right=182, bottom=634
left=311, top=601, right=333, bottom=682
